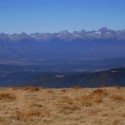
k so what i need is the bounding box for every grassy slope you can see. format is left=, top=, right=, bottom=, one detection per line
left=0, top=86, right=125, bottom=125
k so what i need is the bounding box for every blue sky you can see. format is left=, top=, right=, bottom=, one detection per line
left=0, top=0, right=125, bottom=33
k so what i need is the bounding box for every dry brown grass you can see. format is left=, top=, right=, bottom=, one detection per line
left=61, top=89, right=66, bottom=93
left=110, top=94, right=124, bottom=102
left=114, top=85, right=121, bottom=89
left=71, top=85, right=81, bottom=89
left=10, top=86, right=20, bottom=90
left=74, top=95, right=93, bottom=106
left=58, top=88, right=108, bottom=109
left=89, top=88, right=108, bottom=100
left=0, top=87, right=125, bottom=125
left=59, top=105, right=80, bottom=115
left=60, top=96, right=74, bottom=105
left=73, top=88, right=107, bottom=106
left=0, top=88, right=6, bottom=90
left=75, top=94, right=103, bottom=107
left=47, top=90, right=55, bottom=94
left=23, top=86, right=40, bottom=91
left=0, top=92, right=16, bottom=101
left=15, top=108, right=50, bottom=120
left=92, top=88, right=108, bottom=95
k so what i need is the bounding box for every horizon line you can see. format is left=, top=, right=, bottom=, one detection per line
left=0, top=27, right=125, bottom=35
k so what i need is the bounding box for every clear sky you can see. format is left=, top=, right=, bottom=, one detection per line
left=0, top=0, right=125, bottom=33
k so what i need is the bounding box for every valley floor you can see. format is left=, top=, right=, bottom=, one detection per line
left=0, top=86, right=125, bottom=125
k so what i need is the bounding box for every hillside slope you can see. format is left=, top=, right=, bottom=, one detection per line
left=30, top=68, right=125, bottom=88
left=0, top=87, right=125, bottom=125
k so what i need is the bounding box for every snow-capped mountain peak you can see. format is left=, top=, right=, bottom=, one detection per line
left=0, top=28, right=125, bottom=41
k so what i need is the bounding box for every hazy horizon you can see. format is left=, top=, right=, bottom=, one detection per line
left=0, top=27, right=125, bottom=34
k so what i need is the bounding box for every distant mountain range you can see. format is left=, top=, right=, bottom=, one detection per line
left=0, top=28, right=125, bottom=87
left=0, top=27, right=125, bottom=41
left=0, top=27, right=125, bottom=72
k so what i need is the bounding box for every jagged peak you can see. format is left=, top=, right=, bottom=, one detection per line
left=0, top=28, right=125, bottom=41
left=98, top=27, right=112, bottom=32
left=59, top=30, right=70, bottom=34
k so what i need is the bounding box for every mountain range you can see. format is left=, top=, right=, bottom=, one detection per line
left=0, top=28, right=125, bottom=72
left=0, top=28, right=125, bottom=87
left=0, top=27, right=125, bottom=41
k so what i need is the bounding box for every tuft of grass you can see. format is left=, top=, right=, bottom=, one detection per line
left=15, top=108, right=50, bottom=120
left=0, top=93, right=16, bottom=101
left=94, top=98, right=102, bottom=103
left=114, top=86, right=121, bottom=89
left=10, top=86, right=20, bottom=90
left=110, top=95, right=124, bottom=102
left=23, top=86, right=33, bottom=90
left=113, top=120, right=120, bottom=125
left=47, top=90, right=54, bottom=94
left=92, top=89, right=106, bottom=94
left=0, top=88, right=5, bottom=90
left=23, top=86, right=40, bottom=91
left=30, top=87, right=40, bottom=92
left=59, top=105, right=80, bottom=114
left=74, top=92, right=103, bottom=107
left=71, top=85, right=81, bottom=89
left=61, top=89, right=66, bottom=93
left=75, top=95, right=93, bottom=106
left=60, top=96, right=74, bottom=105
left=91, top=88, right=108, bottom=97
